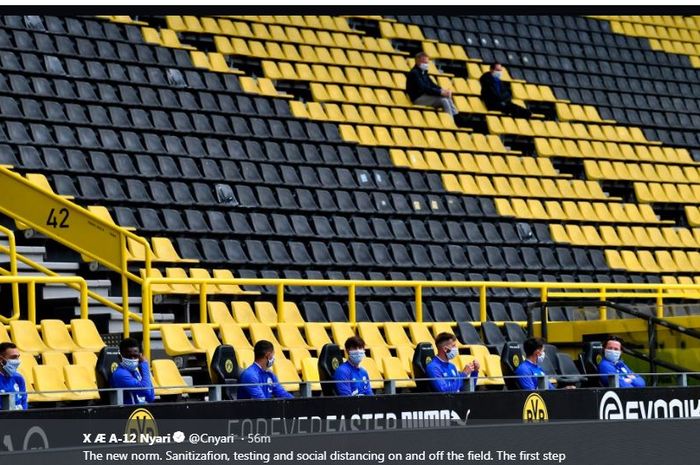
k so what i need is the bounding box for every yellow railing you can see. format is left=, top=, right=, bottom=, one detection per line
left=0, top=225, right=20, bottom=317
left=0, top=166, right=152, bottom=336
left=0, top=275, right=88, bottom=324
left=141, top=278, right=700, bottom=360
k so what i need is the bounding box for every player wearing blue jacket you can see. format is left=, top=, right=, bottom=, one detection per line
left=109, top=338, right=155, bottom=405
left=514, top=337, right=554, bottom=390
left=598, top=336, right=645, bottom=388
left=238, top=340, right=293, bottom=400
left=333, top=336, right=373, bottom=396
left=0, top=342, right=27, bottom=410
left=426, top=332, right=479, bottom=393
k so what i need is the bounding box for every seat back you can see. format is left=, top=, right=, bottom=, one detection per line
left=500, top=341, right=524, bottom=390
left=412, top=342, right=436, bottom=392
left=556, top=352, right=586, bottom=387
left=580, top=341, right=603, bottom=386
left=318, top=343, right=344, bottom=396
left=96, top=346, right=120, bottom=390
left=210, top=344, right=239, bottom=400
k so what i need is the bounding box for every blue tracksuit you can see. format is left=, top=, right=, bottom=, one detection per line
left=110, top=362, right=155, bottom=405
left=0, top=371, right=28, bottom=410
left=514, top=359, right=554, bottom=390
left=333, top=361, right=373, bottom=396
left=237, top=362, right=293, bottom=400
left=426, top=356, right=478, bottom=393
left=598, top=359, right=646, bottom=388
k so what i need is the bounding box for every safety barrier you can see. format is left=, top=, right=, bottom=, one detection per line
left=0, top=275, right=88, bottom=323
left=141, top=277, right=700, bottom=360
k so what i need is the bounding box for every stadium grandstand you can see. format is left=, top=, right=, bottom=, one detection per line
left=1, top=12, right=700, bottom=417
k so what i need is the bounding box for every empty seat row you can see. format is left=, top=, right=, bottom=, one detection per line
left=1, top=15, right=141, bottom=43
left=0, top=94, right=294, bottom=127
left=119, top=207, right=548, bottom=245
left=177, top=237, right=607, bottom=272
left=340, top=124, right=510, bottom=153
left=443, top=173, right=609, bottom=200
left=495, top=197, right=662, bottom=224
left=606, top=249, right=700, bottom=274
left=534, top=138, right=692, bottom=163
left=391, top=149, right=559, bottom=177
left=0, top=319, right=104, bottom=355
left=551, top=223, right=700, bottom=249
left=487, top=115, right=652, bottom=144
left=584, top=159, right=700, bottom=184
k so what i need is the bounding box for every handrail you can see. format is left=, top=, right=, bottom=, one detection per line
left=0, top=275, right=88, bottom=324
left=0, top=166, right=153, bottom=336
left=142, top=278, right=700, bottom=360
left=0, top=225, right=20, bottom=318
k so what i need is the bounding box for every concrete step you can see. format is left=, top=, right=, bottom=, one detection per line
left=43, top=279, right=112, bottom=300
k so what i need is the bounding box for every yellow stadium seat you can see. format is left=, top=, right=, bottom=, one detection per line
left=305, top=323, right=333, bottom=350
left=161, top=325, right=205, bottom=356
left=383, top=323, right=414, bottom=347
left=152, top=237, right=196, bottom=262
left=33, top=365, right=75, bottom=401
left=190, top=323, right=221, bottom=352
left=382, top=357, right=415, bottom=388
left=42, top=351, right=70, bottom=367
left=301, top=357, right=322, bottom=392
left=357, top=323, right=390, bottom=348
left=232, top=302, right=260, bottom=326
left=254, top=301, right=279, bottom=324
left=165, top=267, right=198, bottom=294
left=208, top=301, right=235, bottom=324
left=407, top=323, right=436, bottom=347
left=248, top=323, right=286, bottom=358
left=277, top=323, right=312, bottom=349
left=272, top=357, right=300, bottom=392
left=67, top=319, right=104, bottom=353
left=219, top=323, right=253, bottom=350
left=10, top=320, right=49, bottom=354
left=39, top=319, right=79, bottom=353
left=72, top=351, right=98, bottom=382
left=361, top=357, right=385, bottom=390
left=64, top=365, right=100, bottom=401
left=605, top=250, right=627, bottom=270
left=152, top=359, right=206, bottom=395
left=331, top=322, right=356, bottom=347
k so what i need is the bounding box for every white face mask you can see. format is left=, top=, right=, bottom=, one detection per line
left=604, top=349, right=621, bottom=363
left=1, top=358, right=20, bottom=377
left=266, top=356, right=275, bottom=369
left=446, top=347, right=458, bottom=360
left=537, top=351, right=545, bottom=364
left=492, top=70, right=503, bottom=79
left=418, top=63, right=429, bottom=71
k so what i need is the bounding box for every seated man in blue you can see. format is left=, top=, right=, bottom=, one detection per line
left=0, top=342, right=27, bottom=410
left=598, top=336, right=645, bottom=388
left=426, top=332, right=479, bottom=393
left=238, top=340, right=293, bottom=400
left=110, top=338, right=155, bottom=405
left=514, top=337, right=554, bottom=390
left=333, top=336, right=373, bottom=396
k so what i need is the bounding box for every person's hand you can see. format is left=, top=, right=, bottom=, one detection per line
left=564, top=385, right=576, bottom=390
left=440, top=88, right=452, bottom=97
left=472, top=359, right=480, bottom=372
left=139, top=354, right=147, bottom=363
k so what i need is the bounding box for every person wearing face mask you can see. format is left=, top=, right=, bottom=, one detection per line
left=405, top=52, right=461, bottom=121
left=514, top=337, right=554, bottom=390
left=109, top=338, right=155, bottom=405
left=598, top=336, right=645, bottom=388
left=0, top=342, right=27, bottom=410
left=425, top=332, right=479, bottom=393
left=479, top=62, right=532, bottom=118
left=237, top=340, right=293, bottom=400
left=333, top=336, right=373, bottom=396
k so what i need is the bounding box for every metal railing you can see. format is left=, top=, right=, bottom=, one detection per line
left=0, top=275, right=89, bottom=324
left=142, top=277, right=700, bottom=360
left=0, top=166, right=153, bottom=336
